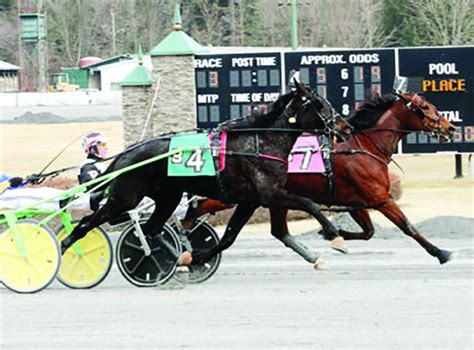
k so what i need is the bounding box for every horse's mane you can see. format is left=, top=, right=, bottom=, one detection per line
left=347, top=93, right=398, bottom=131
left=220, top=91, right=295, bottom=130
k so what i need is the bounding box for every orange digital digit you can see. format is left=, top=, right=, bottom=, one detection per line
left=209, top=71, right=219, bottom=87
left=316, top=67, right=326, bottom=84
left=354, top=66, right=364, bottom=83
left=453, top=127, right=463, bottom=143
left=464, top=126, right=474, bottom=142
left=371, top=66, right=381, bottom=82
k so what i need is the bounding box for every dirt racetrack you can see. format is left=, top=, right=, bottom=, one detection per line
left=0, top=122, right=473, bottom=349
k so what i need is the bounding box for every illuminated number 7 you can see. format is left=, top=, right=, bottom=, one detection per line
left=341, top=86, right=349, bottom=98
left=186, top=149, right=205, bottom=172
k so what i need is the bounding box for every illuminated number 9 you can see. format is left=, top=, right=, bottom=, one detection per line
left=342, top=104, right=350, bottom=116
left=341, top=68, right=348, bottom=80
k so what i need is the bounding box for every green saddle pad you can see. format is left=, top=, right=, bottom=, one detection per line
left=168, top=133, right=216, bottom=176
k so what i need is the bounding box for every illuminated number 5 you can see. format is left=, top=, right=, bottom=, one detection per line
left=186, top=149, right=205, bottom=172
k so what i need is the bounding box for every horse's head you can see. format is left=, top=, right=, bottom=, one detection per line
left=289, top=80, right=348, bottom=137
left=397, top=93, right=455, bottom=142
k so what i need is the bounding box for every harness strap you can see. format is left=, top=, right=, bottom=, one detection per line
left=259, top=154, right=288, bottom=165
left=320, top=198, right=394, bottom=212
left=210, top=130, right=230, bottom=203
left=225, top=151, right=288, bottom=165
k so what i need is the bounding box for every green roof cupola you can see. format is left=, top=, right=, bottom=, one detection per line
left=120, top=45, right=153, bottom=86
left=149, top=3, right=208, bottom=56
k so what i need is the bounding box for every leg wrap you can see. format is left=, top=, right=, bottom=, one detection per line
left=281, top=234, right=319, bottom=263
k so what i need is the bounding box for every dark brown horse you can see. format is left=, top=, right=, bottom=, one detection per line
left=183, top=92, right=456, bottom=266
left=60, top=81, right=348, bottom=266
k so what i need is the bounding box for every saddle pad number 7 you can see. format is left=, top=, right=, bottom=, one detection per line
left=168, top=133, right=216, bottom=176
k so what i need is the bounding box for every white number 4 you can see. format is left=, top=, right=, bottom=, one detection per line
left=186, top=149, right=205, bottom=172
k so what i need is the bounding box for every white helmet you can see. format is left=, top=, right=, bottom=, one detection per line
left=82, top=131, right=108, bottom=156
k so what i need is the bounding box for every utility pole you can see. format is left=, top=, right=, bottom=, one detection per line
left=18, top=0, right=47, bottom=91
left=290, top=0, right=298, bottom=50
left=279, top=0, right=305, bottom=50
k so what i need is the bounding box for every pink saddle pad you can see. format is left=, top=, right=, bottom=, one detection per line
left=288, top=135, right=325, bottom=173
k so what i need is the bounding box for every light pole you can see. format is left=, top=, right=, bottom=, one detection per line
left=290, top=0, right=298, bottom=50
left=279, top=0, right=304, bottom=50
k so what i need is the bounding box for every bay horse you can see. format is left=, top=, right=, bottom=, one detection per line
left=182, top=92, right=456, bottom=266
left=60, top=81, right=347, bottom=266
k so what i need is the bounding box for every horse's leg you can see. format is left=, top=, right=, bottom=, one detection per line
left=144, top=190, right=192, bottom=265
left=181, top=198, right=233, bottom=230
left=337, top=209, right=375, bottom=240
left=270, top=208, right=324, bottom=269
left=61, top=194, right=141, bottom=253
left=377, top=201, right=452, bottom=264
left=189, top=204, right=257, bottom=265
left=264, top=190, right=347, bottom=253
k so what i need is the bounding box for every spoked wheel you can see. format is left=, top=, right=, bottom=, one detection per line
left=116, top=220, right=181, bottom=287
left=0, top=220, right=60, bottom=293
left=172, top=219, right=221, bottom=284
left=56, top=223, right=113, bottom=289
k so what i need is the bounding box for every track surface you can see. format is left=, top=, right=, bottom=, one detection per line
left=1, top=218, right=473, bottom=349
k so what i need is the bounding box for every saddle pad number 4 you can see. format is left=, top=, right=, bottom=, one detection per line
left=168, top=133, right=216, bottom=176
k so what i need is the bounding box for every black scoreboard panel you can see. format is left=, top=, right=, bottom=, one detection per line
left=194, top=52, right=282, bottom=129
left=284, top=49, right=396, bottom=117
left=398, top=47, right=474, bottom=153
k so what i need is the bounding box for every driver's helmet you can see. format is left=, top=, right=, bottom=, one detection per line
left=82, top=131, right=108, bottom=157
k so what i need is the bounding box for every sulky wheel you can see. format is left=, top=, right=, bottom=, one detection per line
left=172, top=219, right=222, bottom=284
left=0, top=220, right=60, bottom=293
left=116, top=220, right=181, bottom=287
left=56, top=223, right=113, bottom=289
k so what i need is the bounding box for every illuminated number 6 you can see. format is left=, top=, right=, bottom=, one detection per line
left=341, top=68, right=348, bottom=80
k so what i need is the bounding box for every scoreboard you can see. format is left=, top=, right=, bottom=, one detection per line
left=194, top=52, right=282, bottom=129
left=398, top=47, right=474, bottom=153
left=284, top=49, right=395, bottom=117
left=194, top=46, right=473, bottom=153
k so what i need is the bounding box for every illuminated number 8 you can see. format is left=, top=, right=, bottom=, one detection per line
left=342, top=104, right=350, bottom=116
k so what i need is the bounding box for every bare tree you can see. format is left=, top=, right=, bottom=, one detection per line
left=405, top=0, right=474, bottom=45
left=0, top=11, right=17, bottom=63
left=355, top=0, right=395, bottom=47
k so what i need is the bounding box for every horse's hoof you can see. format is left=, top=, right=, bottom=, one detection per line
left=314, top=257, right=327, bottom=270
left=178, top=251, right=193, bottom=266
left=331, top=236, right=348, bottom=254
left=437, top=249, right=453, bottom=265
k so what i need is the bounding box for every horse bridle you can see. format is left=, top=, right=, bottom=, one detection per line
left=395, top=92, right=447, bottom=140
left=297, top=91, right=351, bottom=138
